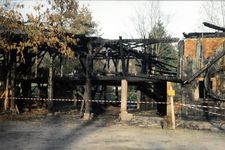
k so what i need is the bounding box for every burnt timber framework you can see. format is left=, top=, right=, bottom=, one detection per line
left=0, top=35, right=179, bottom=115
left=0, top=22, right=225, bottom=118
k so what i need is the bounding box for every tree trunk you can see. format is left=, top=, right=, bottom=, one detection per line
left=10, top=52, right=16, bottom=111
left=48, top=54, right=54, bottom=113
left=84, top=77, right=92, bottom=114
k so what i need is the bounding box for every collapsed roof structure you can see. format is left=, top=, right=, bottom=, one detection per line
left=0, top=21, right=224, bottom=119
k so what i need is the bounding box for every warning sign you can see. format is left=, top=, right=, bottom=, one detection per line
left=168, top=90, right=175, bottom=96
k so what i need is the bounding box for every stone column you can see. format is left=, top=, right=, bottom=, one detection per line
left=119, top=79, right=133, bottom=121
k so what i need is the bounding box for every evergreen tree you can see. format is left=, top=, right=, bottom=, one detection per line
left=149, top=20, right=178, bottom=68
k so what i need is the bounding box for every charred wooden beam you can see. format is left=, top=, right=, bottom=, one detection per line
left=123, top=48, right=176, bottom=72
left=203, top=22, right=225, bottom=32
left=95, top=37, right=179, bottom=46
left=183, top=32, right=225, bottom=38
left=119, top=36, right=126, bottom=76
left=79, top=56, right=86, bottom=73
left=90, top=42, right=105, bottom=58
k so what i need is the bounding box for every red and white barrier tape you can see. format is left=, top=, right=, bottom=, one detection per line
left=1, top=97, right=225, bottom=117
left=2, top=97, right=225, bottom=111
left=0, top=97, right=168, bottom=105
left=183, top=104, right=225, bottom=117
left=177, top=103, right=225, bottom=110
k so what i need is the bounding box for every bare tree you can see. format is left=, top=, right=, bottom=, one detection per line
left=132, top=1, right=173, bottom=57
left=132, top=1, right=169, bottom=39
left=202, top=0, right=225, bottom=27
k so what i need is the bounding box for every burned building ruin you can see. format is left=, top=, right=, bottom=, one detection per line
left=0, top=21, right=224, bottom=121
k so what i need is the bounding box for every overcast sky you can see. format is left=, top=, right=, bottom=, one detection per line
left=79, top=1, right=207, bottom=39
left=3, top=0, right=211, bottom=39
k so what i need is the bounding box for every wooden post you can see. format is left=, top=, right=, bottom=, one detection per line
left=177, top=40, right=184, bottom=80
left=4, top=71, right=10, bottom=111
left=166, top=82, right=175, bottom=129
left=10, top=77, right=15, bottom=111
left=119, top=36, right=126, bottom=76
left=21, top=81, right=31, bottom=112
left=113, top=59, right=119, bottom=105
left=3, top=53, right=10, bottom=111
left=115, top=86, right=118, bottom=101
left=73, top=90, right=77, bottom=108
left=170, top=93, right=175, bottom=129
left=103, top=85, right=107, bottom=107
left=60, top=55, right=63, bottom=78
left=120, top=79, right=133, bottom=121
left=35, top=54, right=38, bottom=78
left=83, top=77, right=92, bottom=120
left=10, top=72, right=15, bottom=111
left=9, top=52, right=16, bottom=111
left=83, top=42, right=93, bottom=120
left=48, top=54, right=54, bottom=113
left=60, top=64, right=63, bottom=78
left=136, top=90, right=141, bottom=110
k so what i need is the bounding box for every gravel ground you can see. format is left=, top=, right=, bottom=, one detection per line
left=0, top=111, right=225, bottom=150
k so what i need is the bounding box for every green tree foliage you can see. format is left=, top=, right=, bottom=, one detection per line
left=148, top=20, right=178, bottom=67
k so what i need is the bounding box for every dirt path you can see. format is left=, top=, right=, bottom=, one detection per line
left=0, top=113, right=225, bottom=150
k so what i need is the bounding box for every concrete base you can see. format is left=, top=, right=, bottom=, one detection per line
left=83, top=113, right=93, bottom=120
left=119, top=112, right=133, bottom=121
